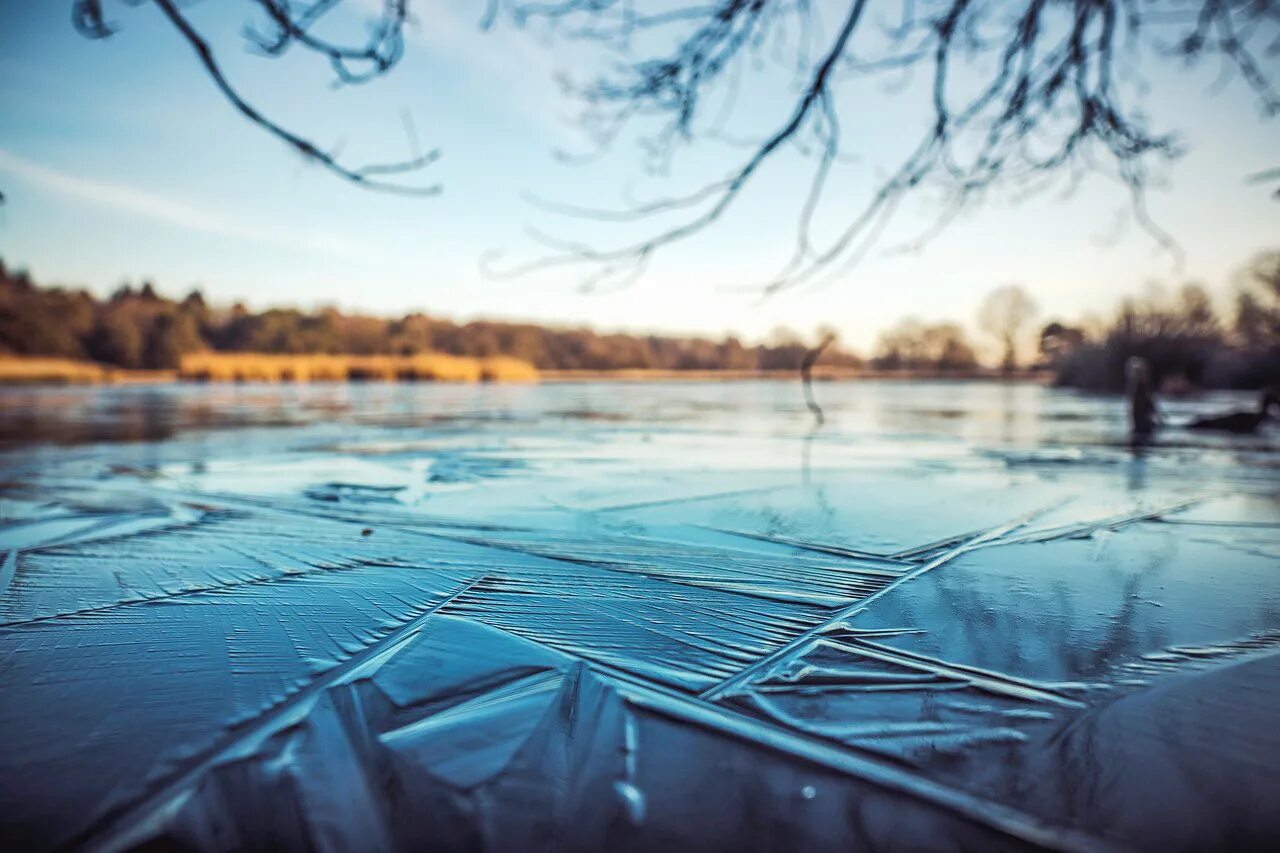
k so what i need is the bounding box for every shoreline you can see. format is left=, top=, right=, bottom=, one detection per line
left=0, top=350, right=1059, bottom=384
left=0, top=358, right=1052, bottom=386
left=540, top=368, right=1052, bottom=383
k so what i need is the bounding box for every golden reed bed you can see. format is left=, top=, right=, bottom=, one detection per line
left=1, top=356, right=1045, bottom=385
left=0, top=353, right=539, bottom=384
left=178, top=353, right=538, bottom=383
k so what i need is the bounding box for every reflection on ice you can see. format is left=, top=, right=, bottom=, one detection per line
left=1, top=381, right=1277, bottom=850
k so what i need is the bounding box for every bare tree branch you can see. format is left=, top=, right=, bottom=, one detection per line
left=72, top=0, right=440, bottom=195
left=487, top=0, right=1279, bottom=292
left=61, top=0, right=1279, bottom=268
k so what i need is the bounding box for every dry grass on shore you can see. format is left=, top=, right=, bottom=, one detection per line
left=0, top=357, right=173, bottom=384
left=0, top=357, right=113, bottom=384
left=2, top=355, right=1048, bottom=386
left=179, top=353, right=538, bottom=383
left=0, top=353, right=539, bottom=384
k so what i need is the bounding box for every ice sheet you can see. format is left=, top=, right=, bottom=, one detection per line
left=2, top=380, right=1277, bottom=850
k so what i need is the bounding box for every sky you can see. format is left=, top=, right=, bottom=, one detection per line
left=1, top=0, right=1277, bottom=358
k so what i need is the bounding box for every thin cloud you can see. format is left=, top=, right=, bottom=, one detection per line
left=0, top=147, right=380, bottom=265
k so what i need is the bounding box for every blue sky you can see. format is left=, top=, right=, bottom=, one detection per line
left=1, top=0, right=1277, bottom=355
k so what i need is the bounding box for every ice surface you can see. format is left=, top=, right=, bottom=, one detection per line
left=1, top=381, right=1278, bottom=850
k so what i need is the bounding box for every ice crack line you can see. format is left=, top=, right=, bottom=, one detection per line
left=699, top=505, right=1052, bottom=703
left=592, top=661, right=1118, bottom=852
left=74, top=574, right=488, bottom=853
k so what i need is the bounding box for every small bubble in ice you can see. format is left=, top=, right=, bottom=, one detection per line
left=801, top=785, right=816, bottom=800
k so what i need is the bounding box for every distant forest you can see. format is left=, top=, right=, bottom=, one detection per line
left=3, top=254, right=1277, bottom=389
left=1041, top=251, right=1280, bottom=392
left=0, top=261, right=862, bottom=372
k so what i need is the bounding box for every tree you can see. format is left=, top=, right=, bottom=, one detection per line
left=1234, top=251, right=1280, bottom=347
left=88, top=313, right=144, bottom=368
left=0, top=268, right=94, bottom=358
left=1038, top=322, right=1085, bottom=366
left=1175, top=284, right=1220, bottom=339
left=758, top=327, right=809, bottom=370
left=978, top=285, right=1038, bottom=373
left=59, top=1, right=1277, bottom=292
left=388, top=314, right=436, bottom=356
left=145, top=311, right=203, bottom=369
left=928, top=324, right=980, bottom=372
left=1051, top=281, right=1227, bottom=390
left=717, top=337, right=756, bottom=371
left=873, top=318, right=977, bottom=372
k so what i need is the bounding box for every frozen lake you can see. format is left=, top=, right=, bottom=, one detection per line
left=1, top=380, right=1278, bottom=850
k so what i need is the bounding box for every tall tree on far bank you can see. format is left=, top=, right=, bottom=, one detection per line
left=1234, top=251, right=1280, bottom=347
left=979, top=285, right=1038, bottom=372
left=873, top=318, right=978, bottom=372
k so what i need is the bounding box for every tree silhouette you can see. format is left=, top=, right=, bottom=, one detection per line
left=979, top=284, right=1038, bottom=372
left=1233, top=251, right=1280, bottom=346
left=873, top=317, right=979, bottom=371
left=0, top=261, right=863, bottom=371
left=1039, top=321, right=1086, bottom=365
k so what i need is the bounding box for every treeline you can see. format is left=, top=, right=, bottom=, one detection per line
left=1040, top=251, right=1280, bottom=391
left=869, top=320, right=981, bottom=372
left=8, top=252, right=1274, bottom=388
left=0, top=261, right=862, bottom=372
